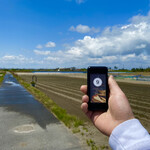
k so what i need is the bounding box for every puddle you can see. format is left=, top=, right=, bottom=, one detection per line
left=4, top=81, right=20, bottom=87
left=13, top=124, right=35, bottom=133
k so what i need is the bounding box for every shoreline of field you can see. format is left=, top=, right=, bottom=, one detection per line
left=16, top=72, right=150, bottom=85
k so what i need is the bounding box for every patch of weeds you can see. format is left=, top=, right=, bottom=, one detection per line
left=86, top=139, right=90, bottom=146
left=72, top=128, right=80, bottom=133
left=81, top=132, right=84, bottom=136
left=83, top=127, right=88, bottom=132
left=134, top=115, right=140, bottom=120
left=73, top=119, right=84, bottom=128
left=0, top=72, right=5, bottom=85
left=86, top=139, right=99, bottom=150
left=100, top=145, right=109, bottom=150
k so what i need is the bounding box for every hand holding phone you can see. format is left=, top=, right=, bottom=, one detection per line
left=87, top=66, right=109, bottom=111
left=81, top=75, right=134, bottom=136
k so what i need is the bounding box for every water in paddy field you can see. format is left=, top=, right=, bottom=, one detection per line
left=113, top=74, right=150, bottom=81
left=0, top=72, right=59, bottom=128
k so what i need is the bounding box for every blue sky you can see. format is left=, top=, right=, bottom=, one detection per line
left=0, top=0, right=150, bottom=69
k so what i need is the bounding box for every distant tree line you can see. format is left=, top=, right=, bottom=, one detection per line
left=0, top=67, right=150, bottom=72
left=109, top=66, right=150, bottom=72
left=0, top=67, right=87, bottom=72
left=131, top=67, right=150, bottom=72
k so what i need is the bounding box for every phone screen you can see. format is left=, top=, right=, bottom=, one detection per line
left=89, top=74, right=106, bottom=103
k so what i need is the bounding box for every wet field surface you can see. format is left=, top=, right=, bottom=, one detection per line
left=0, top=73, right=84, bottom=150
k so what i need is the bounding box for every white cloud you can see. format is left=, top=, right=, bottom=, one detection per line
left=2, top=55, right=26, bottom=61
left=34, top=50, right=51, bottom=55
left=88, top=56, right=118, bottom=64
left=2, top=55, right=16, bottom=60
left=122, top=53, right=136, bottom=61
left=0, top=55, right=35, bottom=66
left=44, top=56, right=59, bottom=61
left=45, top=41, right=56, bottom=48
left=2, top=12, right=150, bottom=69
left=69, top=24, right=100, bottom=34
left=65, top=0, right=85, bottom=4
left=136, top=44, right=146, bottom=49
left=57, top=12, right=150, bottom=68
left=36, top=44, right=43, bottom=49
left=68, top=12, right=150, bottom=59
left=42, top=10, right=150, bottom=68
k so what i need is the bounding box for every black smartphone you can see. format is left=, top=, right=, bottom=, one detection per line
left=87, top=66, right=109, bottom=111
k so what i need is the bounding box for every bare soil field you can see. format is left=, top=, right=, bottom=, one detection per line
left=18, top=73, right=150, bottom=149
left=18, top=73, right=88, bottom=121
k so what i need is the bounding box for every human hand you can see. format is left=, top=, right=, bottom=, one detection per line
left=80, top=75, right=134, bottom=136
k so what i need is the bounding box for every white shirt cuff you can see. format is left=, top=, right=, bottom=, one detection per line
left=109, top=119, right=150, bottom=150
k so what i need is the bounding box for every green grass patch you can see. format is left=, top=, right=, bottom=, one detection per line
left=72, top=128, right=80, bottom=133
left=82, top=126, right=88, bottom=132
left=86, top=139, right=99, bottom=150
left=100, top=145, right=109, bottom=150
left=0, top=72, right=6, bottom=85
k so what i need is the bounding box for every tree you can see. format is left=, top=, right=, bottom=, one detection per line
left=114, top=66, right=118, bottom=70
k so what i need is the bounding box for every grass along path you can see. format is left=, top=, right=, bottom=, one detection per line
left=0, top=72, right=5, bottom=85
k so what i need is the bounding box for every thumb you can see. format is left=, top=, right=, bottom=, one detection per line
left=108, top=75, right=123, bottom=95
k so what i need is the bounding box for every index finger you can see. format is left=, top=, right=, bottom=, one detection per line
left=80, top=85, right=87, bottom=94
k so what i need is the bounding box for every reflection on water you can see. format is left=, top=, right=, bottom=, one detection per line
left=0, top=73, right=59, bottom=129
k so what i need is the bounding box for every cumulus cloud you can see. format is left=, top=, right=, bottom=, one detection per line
left=136, top=44, right=146, bottom=49
left=0, top=55, right=35, bottom=66
left=69, top=24, right=100, bottom=34
left=45, top=12, right=150, bottom=68
left=0, top=54, right=47, bottom=68
left=68, top=12, right=150, bottom=60
left=44, top=56, right=59, bottom=61
left=45, top=41, right=56, bottom=48
left=2, top=55, right=16, bottom=60
left=35, top=41, right=56, bottom=49
left=34, top=50, right=51, bottom=55
left=2, top=55, right=26, bottom=61
left=3, top=12, right=150, bottom=68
